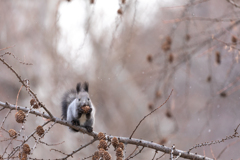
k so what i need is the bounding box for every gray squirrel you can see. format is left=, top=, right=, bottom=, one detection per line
left=61, top=82, right=95, bottom=132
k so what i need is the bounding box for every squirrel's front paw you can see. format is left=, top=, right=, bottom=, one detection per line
left=71, top=120, right=80, bottom=126
left=85, top=126, right=93, bottom=133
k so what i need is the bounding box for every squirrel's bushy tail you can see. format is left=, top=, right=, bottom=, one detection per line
left=61, top=89, right=77, bottom=120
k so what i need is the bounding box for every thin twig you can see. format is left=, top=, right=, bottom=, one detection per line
left=156, top=153, right=166, bottom=160
left=128, top=146, right=144, bottom=159
left=152, top=150, right=158, bottom=160
left=50, top=149, right=70, bottom=156
left=0, top=45, right=15, bottom=51
left=188, top=123, right=240, bottom=152
left=60, top=138, right=97, bottom=160
left=125, top=146, right=138, bottom=160
left=129, top=89, right=173, bottom=139
left=82, top=155, right=93, bottom=160
left=39, top=140, right=65, bottom=146
left=216, top=139, right=240, bottom=159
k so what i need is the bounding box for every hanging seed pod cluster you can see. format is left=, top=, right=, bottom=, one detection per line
left=111, top=137, right=124, bottom=159
left=92, top=132, right=112, bottom=160
left=92, top=134, right=125, bottom=160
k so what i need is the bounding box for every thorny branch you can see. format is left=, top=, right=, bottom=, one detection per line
left=0, top=101, right=213, bottom=160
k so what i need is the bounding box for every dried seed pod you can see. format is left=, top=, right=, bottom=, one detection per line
left=148, top=103, right=153, bottom=111
left=117, top=8, right=123, bottom=15
left=220, top=91, right=227, bottom=98
left=19, top=152, right=27, bottom=160
left=166, top=36, right=172, bottom=45
left=155, top=90, right=161, bottom=98
left=232, top=36, right=237, bottom=44
left=147, top=54, right=152, bottom=63
left=33, top=104, right=39, bottom=109
left=92, top=151, right=100, bottom=160
left=165, top=109, right=172, bottom=118
left=103, top=151, right=112, bottom=160
left=111, top=137, right=119, bottom=149
left=30, top=99, right=36, bottom=106
left=116, top=157, right=123, bottom=160
left=122, top=0, right=126, bottom=4
left=168, top=54, right=174, bottom=63
left=207, top=76, right=211, bottom=82
left=36, top=126, right=44, bottom=137
left=162, top=36, right=172, bottom=52
left=116, top=147, right=123, bottom=158
left=22, top=144, right=30, bottom=154
left=99, top=148, right=105, bottom=157
left=98, top=140, right=108, bottom=150
left=8, top=129, right=17, bottom=138
left=117, top=142, right=124, bottom=150
left=161, top=43, right=170, bottom=52
left=215, top=51, right=221, bottom=64
left=82, top=106, right=90, bottom=114
left=159, top=138, right=167, bottom=145
left=186, top=34, right=191, bottom=41
left=90, top=0, right=94, bottom=4
left=97, top=132, right=106, bottom=140
left=15, top=110, right=25, bottom=123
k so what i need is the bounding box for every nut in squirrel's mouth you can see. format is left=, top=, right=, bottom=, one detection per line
left=81, top=105, right=90, bottom=114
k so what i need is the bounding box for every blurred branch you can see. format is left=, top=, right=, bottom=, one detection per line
left=0, top=101, right=212, bottom=160
left=227, top=0, right=240, bottom=8
left=216, top=139, right=240, bottom=159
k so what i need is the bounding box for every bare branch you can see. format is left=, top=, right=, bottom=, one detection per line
left=188, top=123, right=240, bottom=152
left=0, top=101, right=213, bottom=160
left=129, top=89, right=173, bottom=139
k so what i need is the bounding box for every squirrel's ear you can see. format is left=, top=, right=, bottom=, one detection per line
left=76, top=83, right=81, bottom=93
left=83, top=82, right=89, bottom=92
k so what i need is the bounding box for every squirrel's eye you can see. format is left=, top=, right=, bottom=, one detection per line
left=88, top=98, right=90, bottom=101
left=78, top=98, right=81, bottom=101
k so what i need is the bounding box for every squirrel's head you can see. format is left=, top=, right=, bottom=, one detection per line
left=76, top=82, right=91, bottom=108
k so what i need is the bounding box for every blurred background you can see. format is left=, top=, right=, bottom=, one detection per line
left=0, top=0, right=240, bottom=159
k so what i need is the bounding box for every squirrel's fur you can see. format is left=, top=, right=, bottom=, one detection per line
left=61, top=82, right=95, bottom=132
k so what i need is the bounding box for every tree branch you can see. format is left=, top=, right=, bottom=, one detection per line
left=0, top=101, right=213, bottom=160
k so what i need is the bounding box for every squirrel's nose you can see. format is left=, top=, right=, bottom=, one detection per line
left=82, top=100, right=88, bottom=106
